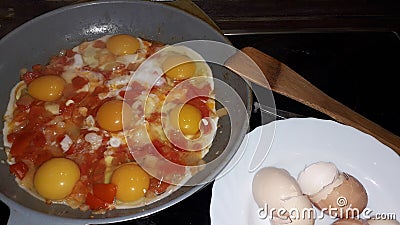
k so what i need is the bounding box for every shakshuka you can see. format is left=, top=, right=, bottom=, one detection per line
left=2, top=34, right=218, bottom=212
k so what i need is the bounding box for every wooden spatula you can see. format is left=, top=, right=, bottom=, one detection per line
left=225, top=47, right=400, bottom=155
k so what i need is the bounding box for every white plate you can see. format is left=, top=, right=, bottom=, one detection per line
left=210, top=118, right=400, bottom=225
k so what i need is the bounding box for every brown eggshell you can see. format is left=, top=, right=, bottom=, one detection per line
left=332, top=218, right=365, bottom=225
left=312, top=173, right=368, bottom=218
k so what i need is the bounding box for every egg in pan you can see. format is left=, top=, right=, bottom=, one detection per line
left=2, top=34, right=218, bottom=212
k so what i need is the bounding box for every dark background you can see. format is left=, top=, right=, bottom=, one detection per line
left=1, top=1, right=399, bottom=224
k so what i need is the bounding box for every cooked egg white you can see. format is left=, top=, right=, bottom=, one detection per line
left=74, top=34, right=148, bottom=71
left=3, top=81, right=25, bottom=151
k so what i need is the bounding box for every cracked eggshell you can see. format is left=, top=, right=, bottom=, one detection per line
left=297, top=161, right=339, bottom=196
left=280, top=195, right=315, bottom=225
left=252, top=167, right=303, bottom=209
left=297, top=162, right=368, bottom=219
left=313, top=173, right=368, bottom=218
left=252, top=167, right=314, bottom=225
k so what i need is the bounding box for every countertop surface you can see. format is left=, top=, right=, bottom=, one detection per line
left=1, top=1, right=399, bottom=225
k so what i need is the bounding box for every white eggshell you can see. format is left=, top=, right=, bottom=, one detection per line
left=297, top=161, right=339, bottom=196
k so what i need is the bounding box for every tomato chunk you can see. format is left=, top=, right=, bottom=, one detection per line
left=9, top=162, right=29, bottom=180
left=9, top=131, right=34, bottom=157
left=85, top=193, right=108, bottom=210
left=16, top=94, right=35, bottom=111
left=93, top=183, right=117, bottom=204
left=187, top=97, right=210, bottom=117
left=86, top=183, right=117, bottom=210
left=148, top=178, right=170, bottom=195
left=72, top=76, right=89, bottom=90
left=21, top=71, right=40, bottom=84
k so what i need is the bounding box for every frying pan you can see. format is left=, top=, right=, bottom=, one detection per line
left=0, top=1, right=259, bottom=224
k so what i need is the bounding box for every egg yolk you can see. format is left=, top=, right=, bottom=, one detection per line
left=111, top=163, right=150, bottom=202
left=162, top=55, right=196, bottom=80
left=28, top=75, right=65, bottom=101
left=96, top=100, right=133, bottom=132
left=33, top=158, right=80, bottom=200
left=178, top=104, right=202, bottom=136
left=106, top=34, right=140, bottom=56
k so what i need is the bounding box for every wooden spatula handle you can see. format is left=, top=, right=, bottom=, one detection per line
left=226, top=47, right=400, bottom=154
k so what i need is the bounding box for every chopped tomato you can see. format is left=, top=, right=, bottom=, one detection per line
left=80, top=94, right=103, bottom=116
left=124, top=81, right=145, bottom=104
left=7, top=133, right=18, bottom=144
left=50, top=55, right=69, bottom=66
left=71, top=91, right=89, bottom=103
left=28, top=151, right=53, bottom=166
left=26, top=105, right=53, bottom=129
left=72, top=150, right=106, bottom=183
left=146, top=112, right=160, bottom=123
left=9, top=161, right=29, bottom=180
left=127, top=62, right=140, bottom=71
left=32, top=132, right=46, bottom=147
left=27, top=104, right=47, bottom=119
left=148, top=178, right=170, bottom=195
left=64, top=121, right=80, bottom=140
left=59, top=102, right=74, bottom=118
left=16, top=94, right=35, bottom=111
left=92, top=183, right=117, bottom=204
left=91, top=159, right=106, bottom=184
left=100, top=71, right=112, bottom=80
left=9, top=131, right=34, bottom=157
left=42, top=63, right=64, bottom=75
left=85, top=193, right=108, bottom=210
left=118, top=90, right=126, bottom=98
left=8, top=130, right=51, bottom=165
left=65, top=49, right=76, bottom=58
left=21, top=71, right=40, bottom=84
left=72, top=76, right=89, bottom=90
left=93, top=85, right=109, bottom=95
left=111, top=145, right=134, bottom=166
left=32, top=64, right=43, bottom=72
left=186, top=83, right=212, bottom=99
left=187, top=97, right=210, bottom=117
left=12, top=107, right=26, bottom=122
left=152, top=140, right=184, bottom=165
left=92, top=40, right=106, bottom=48
left=77, top=155, right=95, bottom=176
left=146, top=41, right=164, bottom=57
